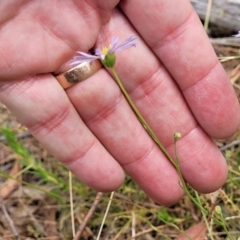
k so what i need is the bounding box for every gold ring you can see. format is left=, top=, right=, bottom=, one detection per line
left=55, top=60, right=102, bottom=89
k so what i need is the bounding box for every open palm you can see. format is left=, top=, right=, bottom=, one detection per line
left=0, top=0, right=239, bottom=205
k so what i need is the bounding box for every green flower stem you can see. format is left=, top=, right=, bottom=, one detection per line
left=111, top=67, right=204, bottom=211
left=110, top=67, right=176, bottom=167
left=214, top=210, right=233, bottom=240
left=173, top=138, right=207, bottom=212
left=174, top=139, right=232, bottom=238
left=195, top=191, right=214, bottom=240
left=110, top=66, right=234, bottom=239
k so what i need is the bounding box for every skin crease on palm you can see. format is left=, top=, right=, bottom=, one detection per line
left=0, top=0, right=239, bottom=206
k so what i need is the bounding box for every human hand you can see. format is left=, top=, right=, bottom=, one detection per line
left=0, top=0, right=239, bottom=205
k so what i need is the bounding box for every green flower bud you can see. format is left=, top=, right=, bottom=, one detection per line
left=102, top=53, right=116, bottom=68
left=174, top=132, right=182, bottom=140
left=215, top=205, right=222, bottom=215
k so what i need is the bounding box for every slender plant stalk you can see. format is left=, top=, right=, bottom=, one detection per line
left=111, top=67, right=176, bottom=167
left=215, top=210, right=234, bottom=240
left=74, top=192, right=103, bottom=240
left=173, top=139, right=207, bottom=211
left=204, top=0, right=212, bottom=31
left=69, top=171, right=75, bottom=237
left=195, top=191, right=214, bottom=240
left=222, top=224, right=234, bottom=240
left=0, top=195, right=21, bottom=240
left=96, top=191, right=115, bottom=240
left=111, top=67, right=234, bottom=239
left=111, top=67, right=204, bottom=207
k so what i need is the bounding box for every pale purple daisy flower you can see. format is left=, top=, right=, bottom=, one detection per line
left=233, top=31, right=240, bottom=38
left=71, top=36, right=137, bottom=67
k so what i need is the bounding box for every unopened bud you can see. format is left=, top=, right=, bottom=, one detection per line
left=215, top=205, right=222, bottom=215
left=102, top=53, right=116, bottom=68
left=174, top=132, right=182, bottom=140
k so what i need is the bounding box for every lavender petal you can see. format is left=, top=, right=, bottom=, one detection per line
left=70, top=52, right=99, bottom=66
left=112, top=36, right=137, bottom=53
left=233, top=31, right=240, bottom=38
left=110, top=36, right=119, bottom=49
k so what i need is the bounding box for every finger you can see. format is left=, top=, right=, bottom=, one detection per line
left=94, top=10, right=228, bottom=193
left=68, top=69, right=184, bottom=205
left=0, top=0, right=119, bottom=80
left=120, top=0, right=240, bottom=139
left=0, top=75, right=125, bottom=192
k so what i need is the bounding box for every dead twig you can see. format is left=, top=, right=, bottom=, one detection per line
left=210, top=37, right=240, bottom=47
left=0, top=160, right=20, bottom=198
left=220, top=139, right=240, bottom=151
left=73, top=192, right=103, bottom=240
left=131, top=211, right=136, bottom=240
left=0, top=194, right=21, bottom=240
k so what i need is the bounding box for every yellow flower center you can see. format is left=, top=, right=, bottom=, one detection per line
left=101, top=44, right=112, bottom=55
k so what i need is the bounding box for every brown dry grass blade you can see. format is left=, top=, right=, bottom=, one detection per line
left=0, top=161, right=20, bottom=199
left=174, top=222, right=207, bottom=240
